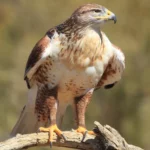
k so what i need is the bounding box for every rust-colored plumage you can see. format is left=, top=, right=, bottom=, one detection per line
left=11, top=3, right=125, bottom=145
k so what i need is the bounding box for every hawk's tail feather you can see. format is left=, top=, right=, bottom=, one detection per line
left=10, top=105, right=38, bottom=136
left=10, top=84, right=46, bottom=137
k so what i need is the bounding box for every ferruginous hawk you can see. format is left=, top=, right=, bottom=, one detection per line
left=11, top=3, right=125, bottom=146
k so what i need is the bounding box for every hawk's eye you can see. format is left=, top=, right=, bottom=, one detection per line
left=93, top=9, right=102, bottom=13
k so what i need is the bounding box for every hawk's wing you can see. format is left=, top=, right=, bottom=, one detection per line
left=95, top=42, right=125, bottom=90
left=11, top=30, right=58, bottom=136
left=24, top=30, right=57, bottom=88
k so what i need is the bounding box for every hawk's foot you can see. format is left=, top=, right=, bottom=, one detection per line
left=39, top=124, right=65, bottom=147
left=76, top=126, right=95, bottom=135
left=76, top=126, right=96, bottom=142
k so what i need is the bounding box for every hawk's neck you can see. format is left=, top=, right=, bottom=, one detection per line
left=56, top=18, right=102, bottom=39
left=56, top=22, right=104, bottom=68
left=56, top=18, right=87, bottom=36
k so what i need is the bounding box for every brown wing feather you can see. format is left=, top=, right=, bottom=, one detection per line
left=24, top=34, right=51, bottom=88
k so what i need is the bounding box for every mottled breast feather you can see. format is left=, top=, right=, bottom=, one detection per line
left=24, top=30, right=54, bottom=88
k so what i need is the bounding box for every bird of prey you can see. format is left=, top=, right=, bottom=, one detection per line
left=11, top=3, right=125, bottom=146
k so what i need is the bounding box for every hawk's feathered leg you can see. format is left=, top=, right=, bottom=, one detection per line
left=74, top=89, right=95, bottom=135
left=36, top=86, right=65, bottom=146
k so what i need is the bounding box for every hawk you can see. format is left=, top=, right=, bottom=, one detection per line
left=11, top=3, right=125, bottom=146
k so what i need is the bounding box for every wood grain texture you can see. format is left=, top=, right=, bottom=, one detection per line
left=0, top=121, right=143, bottom=150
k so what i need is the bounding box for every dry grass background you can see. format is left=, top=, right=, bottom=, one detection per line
left=0, top=0, right=150, bottom=149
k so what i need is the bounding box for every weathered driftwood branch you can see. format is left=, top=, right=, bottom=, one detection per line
left=0, top=121, right=143, bottom=150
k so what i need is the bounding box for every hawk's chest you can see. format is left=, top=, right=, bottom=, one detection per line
left=45, top=59, right=103, bottom=97
left=34, top=30, right=112, bottom=96
left=35, top=57, right=104, bottom=98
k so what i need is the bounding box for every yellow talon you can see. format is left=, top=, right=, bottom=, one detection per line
left=39, top=124, right=63, bottom=145
left=76, top=126, right=95, bottom=135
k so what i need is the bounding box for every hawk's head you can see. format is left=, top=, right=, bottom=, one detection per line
left=71, top=4, right=117, bottom=27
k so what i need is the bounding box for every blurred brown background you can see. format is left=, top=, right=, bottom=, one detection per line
left=0, top=0, right=150, bottom=150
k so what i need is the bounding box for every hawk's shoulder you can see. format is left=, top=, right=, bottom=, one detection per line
left=24, top=29, right=56, bottom=88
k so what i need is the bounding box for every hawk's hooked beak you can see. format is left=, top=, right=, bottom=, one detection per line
left=96, top=9, right=117, bottom=24
left=106, top=10, right=117, bottom=24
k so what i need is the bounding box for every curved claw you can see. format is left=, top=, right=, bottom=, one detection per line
left=60, top=133, right=67, bottom=141
left=76, top=126, right=96, bottom=141
left=82, top=131, right=88, bottom=142
left=49, top=141, right=53, bottom=148
left=39, top=124, right=63, bottom=147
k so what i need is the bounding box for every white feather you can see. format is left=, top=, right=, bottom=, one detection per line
left=114, top=47, right=125, bottom=68
left=42, top=32, right=61, bottom=59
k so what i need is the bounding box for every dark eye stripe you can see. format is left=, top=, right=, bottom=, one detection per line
left=81, top=9, right=102, bottom=14
left=93, top=9, right=102, bottom=13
